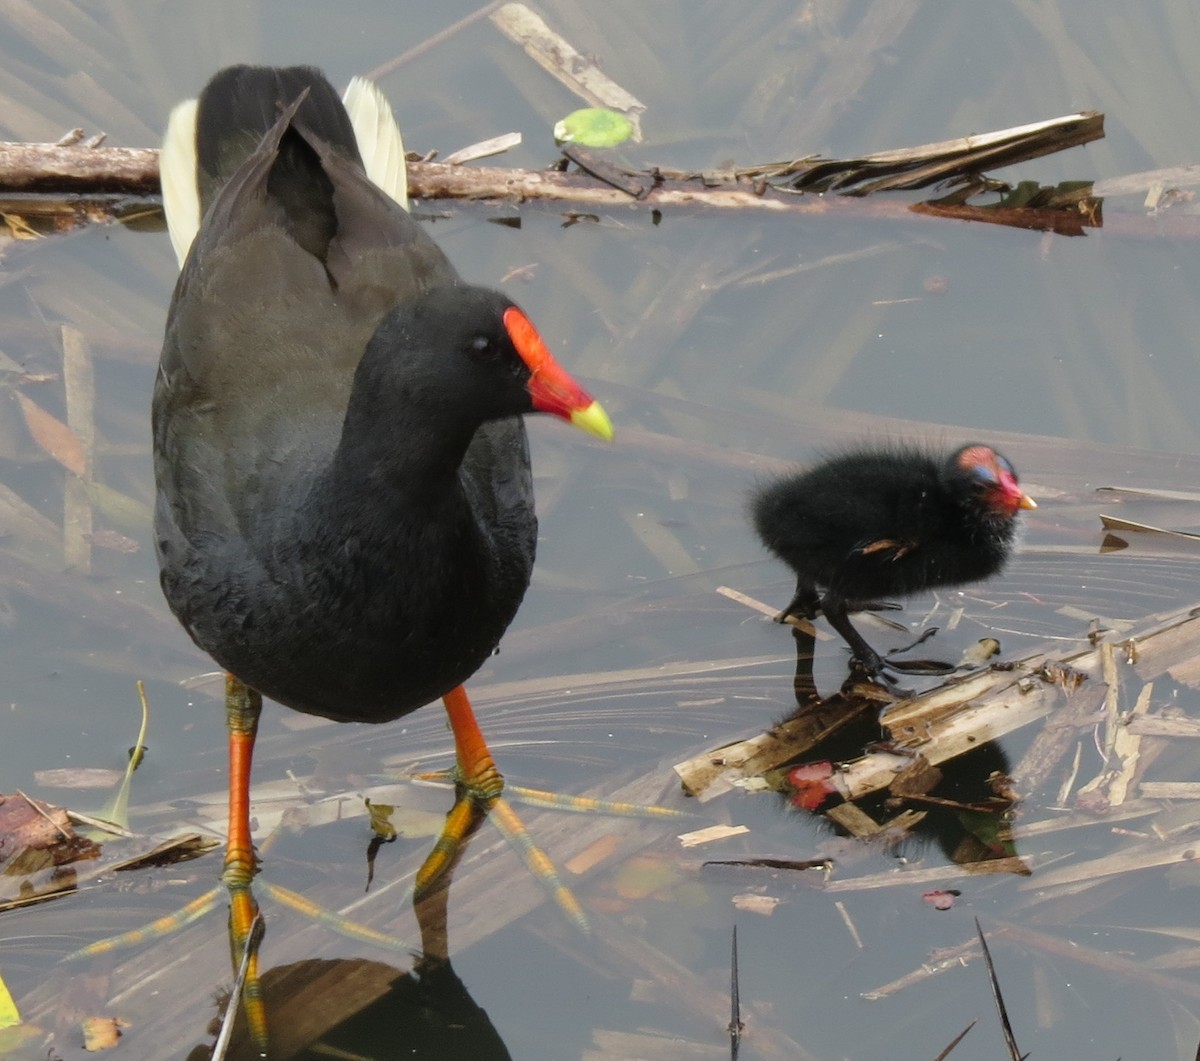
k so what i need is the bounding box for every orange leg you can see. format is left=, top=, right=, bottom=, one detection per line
left=443, top=683, right=504, bottom=801
left=413, top=684, right=503, bottom=898
left=223, top=673, right=268, bottom=1054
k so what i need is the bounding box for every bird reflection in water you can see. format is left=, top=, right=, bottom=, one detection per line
left=777, top=622, right=1023, bottom=872
left=196, top=860, right=513, bottom=1061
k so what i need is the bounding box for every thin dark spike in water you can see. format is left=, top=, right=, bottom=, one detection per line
left=728, top=923, right=743, bottom=1060
left=975, top=917, right=1024, bottom=1061
left=932, top=1019, right=976, bottom=1060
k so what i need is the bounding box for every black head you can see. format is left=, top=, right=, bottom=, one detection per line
left=943, top=444, right=1036, bottom=519
left=386, top=285, right=535, bottom=419
left=349, top=284, right=611, bottom=441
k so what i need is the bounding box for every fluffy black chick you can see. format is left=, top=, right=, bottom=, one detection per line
left=750, top=443, right=1036, bottom=676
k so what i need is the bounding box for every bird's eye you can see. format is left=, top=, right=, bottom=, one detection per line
left=469, top=334, right=500, bottom=361
left=971, top=463, right=998, bottom=486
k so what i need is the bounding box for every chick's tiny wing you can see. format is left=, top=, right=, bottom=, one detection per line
left=854, top=537, right=919, bottom=561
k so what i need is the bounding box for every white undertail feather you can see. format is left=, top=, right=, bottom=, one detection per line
left=159, top=97, right=200, bottom=268
left=161, top=76, right=408, bottom=269
left=342, top=76, right=409, bottom=210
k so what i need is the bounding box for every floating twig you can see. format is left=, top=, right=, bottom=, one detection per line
left=490, top=3, right=646, bottom=141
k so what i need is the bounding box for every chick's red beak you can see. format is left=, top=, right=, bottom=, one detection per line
left=503, top=306, right=613, bottom=440
left=998, top=469, right=1037, bottom=512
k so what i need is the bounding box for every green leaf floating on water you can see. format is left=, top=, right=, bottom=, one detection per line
left=553, top=108, right=633, bottom=148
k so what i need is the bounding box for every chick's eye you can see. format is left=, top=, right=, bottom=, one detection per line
left=971, top=464, right=998, bottom=486
left=469, top=334, right=500, bottom=361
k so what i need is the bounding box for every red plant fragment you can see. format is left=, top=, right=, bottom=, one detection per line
left=786, top=761, right=837, bottom=811
left=922, top=888, right=961, bottom=911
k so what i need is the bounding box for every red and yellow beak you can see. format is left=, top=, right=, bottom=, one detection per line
left=998, top=469, right=1036, bottom=512
left=503, top=307, right=614, bottom=441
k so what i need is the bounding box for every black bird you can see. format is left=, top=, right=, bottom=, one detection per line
left=750, top=443, right=1035, bottom=675
left=153, top=64, right=611, bottom=1047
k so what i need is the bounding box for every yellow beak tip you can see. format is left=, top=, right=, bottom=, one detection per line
left=570, top=400, right=614, bottom=442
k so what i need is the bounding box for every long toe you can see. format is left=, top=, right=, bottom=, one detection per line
left=881, top=627, right=955, bottom=674
left=881, top=656, right=958, bottom=676
left=844, top=599, right=903, bottom=613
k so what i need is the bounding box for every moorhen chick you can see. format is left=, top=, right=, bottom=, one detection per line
left=750, top=443, right=1035, bottom=676
left=153, top=65, right=611, bottom=1046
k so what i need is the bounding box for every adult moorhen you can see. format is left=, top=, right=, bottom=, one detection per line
left=750, top=443, right=1035, bottom=676
left=153, top=65, right=611, bottom=1046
